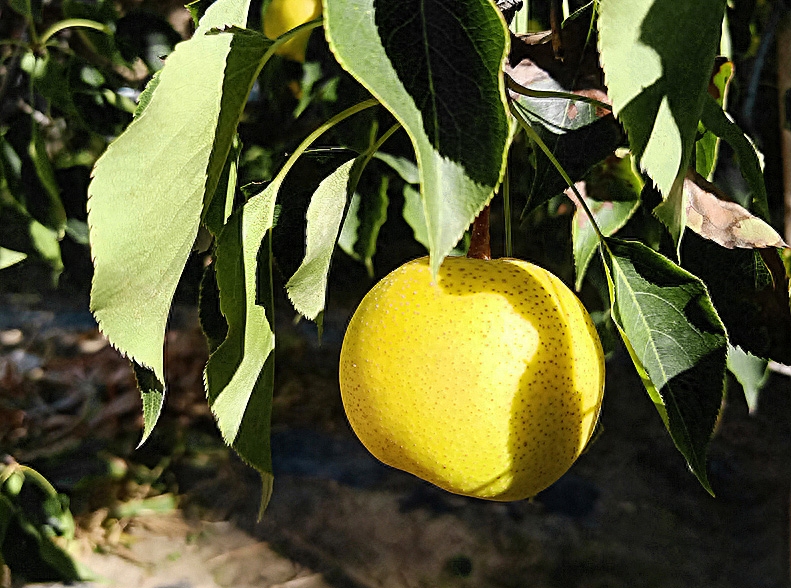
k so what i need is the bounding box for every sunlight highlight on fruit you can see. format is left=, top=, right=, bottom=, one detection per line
left=339, top=256, right=605, bottom=501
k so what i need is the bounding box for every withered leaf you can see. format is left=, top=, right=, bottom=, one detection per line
left=505, top=13, right=613, bottom=132
left=506, top=11, right=623, bottom=213
left=684, top=171, right=787, bottom=249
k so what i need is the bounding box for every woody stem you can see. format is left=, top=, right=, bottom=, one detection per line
left=467, top=205, right=492, bottom=260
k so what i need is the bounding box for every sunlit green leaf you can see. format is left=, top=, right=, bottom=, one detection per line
left=598, top=0, right=727, bottom=244
left=287, top=159, right=355, bottom=320
left=132, top=364, right=165, bottom=446
left=726, top=345, right=768, bottom=414
left=601, top=238, right=727, bottom=493
left=374, top=152, right=419, bottom=185
left=88, top=0, right=268, bottom=441
left=0, top=248, right=26, bottom=270
left=324, top=0, right=510, bottom=275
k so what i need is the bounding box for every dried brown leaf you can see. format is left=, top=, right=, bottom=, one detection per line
left=684, top=171, right=787, bottom=249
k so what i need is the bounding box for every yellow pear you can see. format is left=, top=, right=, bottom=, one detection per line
left=263, top=0, right=322, bottom=63
left=339, top=256, right=605, bottom=500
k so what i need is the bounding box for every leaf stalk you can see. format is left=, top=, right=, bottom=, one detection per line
left=509, top=100, right=605, bottom=241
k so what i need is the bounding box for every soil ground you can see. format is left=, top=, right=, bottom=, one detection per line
left=1, top=291, right=790, bottom=588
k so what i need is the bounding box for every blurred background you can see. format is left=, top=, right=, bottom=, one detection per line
left=0, top=0, right=789, bottom=586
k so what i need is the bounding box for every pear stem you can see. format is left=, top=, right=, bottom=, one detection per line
left=468, top=205, right=492, bottom=260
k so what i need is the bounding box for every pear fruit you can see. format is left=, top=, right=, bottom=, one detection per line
left=339, top=256, right=605, bottom=500
left=263, top=0, right=322, bottom=62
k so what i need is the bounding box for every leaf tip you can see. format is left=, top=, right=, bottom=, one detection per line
left=257, top=472, right=275, bottom=520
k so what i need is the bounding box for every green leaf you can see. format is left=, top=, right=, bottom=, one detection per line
left=205, top=187, right=277, bottom=514
left=338, top=167, right=389, bottom=276
left=88, top=0, right=268, bottom=428
left=726, top=345, right=769, bottom=414
left=696, top=59, right=733, bottom=180
left=598, top=0, right=727, bottom=244
left=0, top=192, right=62, bottom=276
left=287, top=159, right=356, bottom=320
left=699, top=94, right=769, bottom=219
left=133, top=70, right=161, bottom=118
left=28, top=123, right=66, bottom=235
left=0, top=248, right=26, bottom=270
left=571, top=155, right=642, bottom=290
left=506, top=77, right=602, bottom=135
left=28, top=54, right=80, bottom=121
left=204, top=134, right=242, bottom=237
left=511, top=101, right=623, bottom=213
left=324, top=0, right=510, bottom=274
left=198, top=261, right=228, bottom=354
left=8, top=0, right=41, bottom=21
left=402, top=183, right=429, bottom=250
left=681, top=234, right=791, bottom=364
left=132, top=363, right=165, bottom=446
left=601, top=238, right=727, bottom=493
left=374, top=152, right=419, bottom=185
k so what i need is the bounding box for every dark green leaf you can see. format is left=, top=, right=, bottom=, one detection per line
left=338, top=166, right=389, bottom=275
left=571, top=156, right=642, bottom=289
left=681, top=233, right=791, bottom=364
left=204, top=134, right=242, bottom=237
left=324, top=0, right=510, bottom=274
left=8, top=0, right=41, bottom=21
left=601, top=238, right=727, bottom=493
left=402, top=183, right=428, bottom=250
left=695, top=59, right=733, bottom=180
left=28, top=55, right=80, bottom=120
left=506, top=17, right=610, bottom=135
left=519, top=111, right=624, bottom=214
left=0, top=174, right=63, bottom=275
left=115, top=11, right=182, bottom=71
left=205, top=187, right=277, bottom=514
left=198, top=261, right=228, bottom=354
left=28, top=123, right=66, bottom=235
left=699, top=94, right=769, bottom=219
